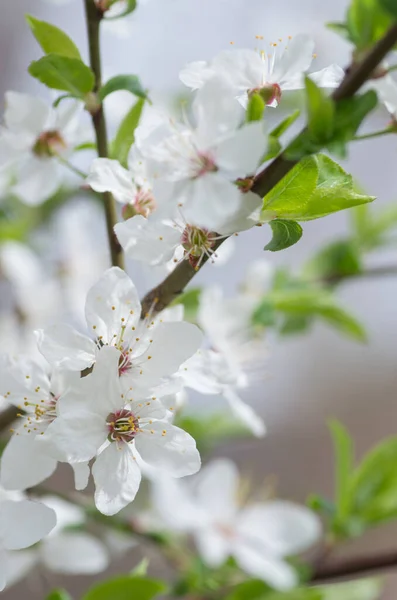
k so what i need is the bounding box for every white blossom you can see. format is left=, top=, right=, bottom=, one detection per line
left=180, top=35, right=344, bottom=108
left=36, top=267, right=203, bottom=398
left=42, top=346, right=201, bottom=515
left=0, top=488, right=56, bottom=591
left=0, top=355, right=88, bottom=491
left=137, top=77, right=267, bottom=230
left=150, top=459, right=321, bottom=591
left=0, top=93, right=84, bottom=205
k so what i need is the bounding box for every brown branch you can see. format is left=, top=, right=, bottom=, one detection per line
left=312, top=549, right=397, bottom=583
left=140, top=23, right=397, bottom=315
left=84, top=0, right=124, bottom=269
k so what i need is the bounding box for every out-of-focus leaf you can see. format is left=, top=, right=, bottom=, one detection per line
left=271, top=110, right=301, bottom=138
left=264, top=220, right=303, bottom=251
left=46, top=590, right=72, bottom=600
left=347, top=0, right=393, bottom=50
left=110, top=98, right=145, bottom=167
left=28, top=54, right=95, bottom=97
left=82, top=576, right=166, bottom=600
left=175, top=413, right=253, bottom=454
left=130, top=558, right=149, bottom=577
left=318, top=578, right=383, bottom=600
left=26, top=15, right=81, bottom=59
left=329, top=420, right=354, bottom=524
left=246, top=93, right=266, bottom=122
left=305, top=77, right=335, bottom=143
left=99, top=75, right=147, bottom=101
left=106, top=0, right=137, bottom=19
left=303, top=240, right=363, bottom=282
left=170, top=288, right=202, bottom=323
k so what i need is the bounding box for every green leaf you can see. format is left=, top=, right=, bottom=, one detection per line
left=53, top=93, right=75, bottom=108
left=305, top=77, right=335, bottom=143
left=318, top=578, right=383, bottom=600
left=246, top=93, right=266, bottom=122
left=350, top=436, right=397, bottom=525
left=82, top=576, right=166, bottom=600
left=265, top=590, right=322, bottom=600
left=261, top=156, right=319, bottom=219
left=227, top=580, right=271, bottom=600
left=106, top=0, right=137, bottom=18
left=175, top=413, right=253, bottom=454
left=328, top=91, right=378, bottom=157
left=352, top=203, right=397, bottom=250
left=263, top=136, right=282, bottom=161
left=303, top=240, right=363, bottom=281
left=327, top=21, right=353, bottom=41
left=271, top=109, right=301, bottom=138
left=99, top=74, right=147, bottom=101
left=300, top=155, right=374, bottom=221
left=26, top=15, right=81, bottom=59
left=329, top=420, right=354, bottom=523
left=46, top=590, right=72, bottom=600
left=380, top=0, right=397, bottom=17
left=131, top=558, right=149, bottom=577
left=253, top=288, right=366, bottom=342
left=170, top=287, right=201, bottom=323
left=28, top=54, right=95, bottom=97
left=264, top=219, right=303, bottom=252
left=110, top=97, right=145, bottom=167
left=347, top=0, right=393, bottom=49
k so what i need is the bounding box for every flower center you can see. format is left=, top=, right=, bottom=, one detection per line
left=193, top=152, right=218, bottom=178
left=249, top=83, right=282, bottom=106
left=118, top=348, right=133, bottom=376
left=107, top=409, right=139, bottom=443
left=33, top=130, right=66, bottom=157
left=181, top=225, right=217, bottom=269
left=16, top=394, right=59, bottom=434
left=122, top=189, right=157, bottom=220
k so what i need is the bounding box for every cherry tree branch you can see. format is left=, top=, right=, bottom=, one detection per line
left=312, top=549, right=397, bottom=583
left=140, top=23, right=397, bottom=315
left=84, top=0, right=124, bottom=269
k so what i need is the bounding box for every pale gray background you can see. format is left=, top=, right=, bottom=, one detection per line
left=1, top=0, right=397, bottom=598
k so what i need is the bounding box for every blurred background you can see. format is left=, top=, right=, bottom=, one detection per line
left=1, top=0, right=397, bottom=597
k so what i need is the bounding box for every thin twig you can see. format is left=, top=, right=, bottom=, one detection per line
left=84, top=0, right=124, bottom=269
left=140, top=23, right=397, bottom=316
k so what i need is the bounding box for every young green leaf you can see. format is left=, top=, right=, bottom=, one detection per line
left=380, top=0, right=397, bottom=17
left=28, top=54, right=95, bottom=97
left=110, top=97, right=145, bottom=166
left=170, top=287, right=202, bottom=323
left=264, top=220, right=303, bottom=252
left=226, top=579, right=272, bottom=600
left=246, top=93, right=266, bottom=122
left=261, top=156, right=319, bottom=219
left=327, top=21, right=353, bottom=42
left=26, top=15, right=81, bottom=59
left=347, top=0, right=392, bottom=49
left=46, top=590, right=72, bottom=600
left=318, top=578, right=383, bottom=600
left=350, top=436, right=397, bottom=526
left=130, top=558, right=149, bottom=577
left=270, top=109, right=301, bottom=138
left=305, top=77, right=335, bottom=143
left=82, top=576, right=167, bottom=600
left=328, top=91, right=378, bottom=157
left=99, top=74, right=147, bottom=101
left=329, top=420, right=354, bottom=524
left=303, top=240, right=363, bottom=281
left=106, top=0, right=137, bottom=19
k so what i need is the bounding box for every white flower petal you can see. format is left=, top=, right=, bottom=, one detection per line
left=194, top=528, right=230, bottom=567
left=4, top=92, right=49, bottom=136
left=72, top=461, right=90, bottom=491
left=93, top=444, right=141, bottom=515
left=273, top=34, right=315, bottom=85
left=0, top=548, right=7, bottom=591
left=212, top=50, right=264, bottom=91
left=87, top=158, right=136, bottom=204
left=217, top=191, right=261, bottom=235
left=1, top=434, right=58, bottom=490
left=308, top=64, right=345, bottom=89
left=0, top=500, right=56, bottom=550
left=179, top=61, right=214, bottom=90
left=115, top=215, right=181, bottom=265
left=137, top=321, right=203, bottom=385
left=194, top=77, right=244, bottom=146
left=238, top=501, right=321, bottom=557
left=215, top=121, right=267, bottom=177
left=182, top=174, right=242, bottom=230
left=2, top=549, right=37, bottom=588
left=90, top=345, right=124, bottom=414
left=194, top=459, right=239, bottom=520
left=36, top=324, right=96, bottom=370
left=12, top=157, right=61, bottom=206
left=224, top=388, right=266, bottom=437
left=85, top=267, right=141, bottom=345
left=41, top=531, right=109, bottom=574
left=233, top=542, right=298, bottom=591
left=136, top=422, right=200, bottom=477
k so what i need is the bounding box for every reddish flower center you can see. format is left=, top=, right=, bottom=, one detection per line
left=107, top=409, right=139, bottom=443
left=33, top=130, right=66, bottom=157
left=118, top=349, right=132, bottom=376
left=249, top=83, right=282, bottom=106
left=122, top=189, right=157, bottom=220
left=194, top=153, right=218, bottom=178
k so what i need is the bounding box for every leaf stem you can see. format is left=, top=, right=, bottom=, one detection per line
left=353, top=127, right=395, bottom=141
left=57, top=155, right=88, bottom=179
left=83, top=0, right=124, bottom=269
